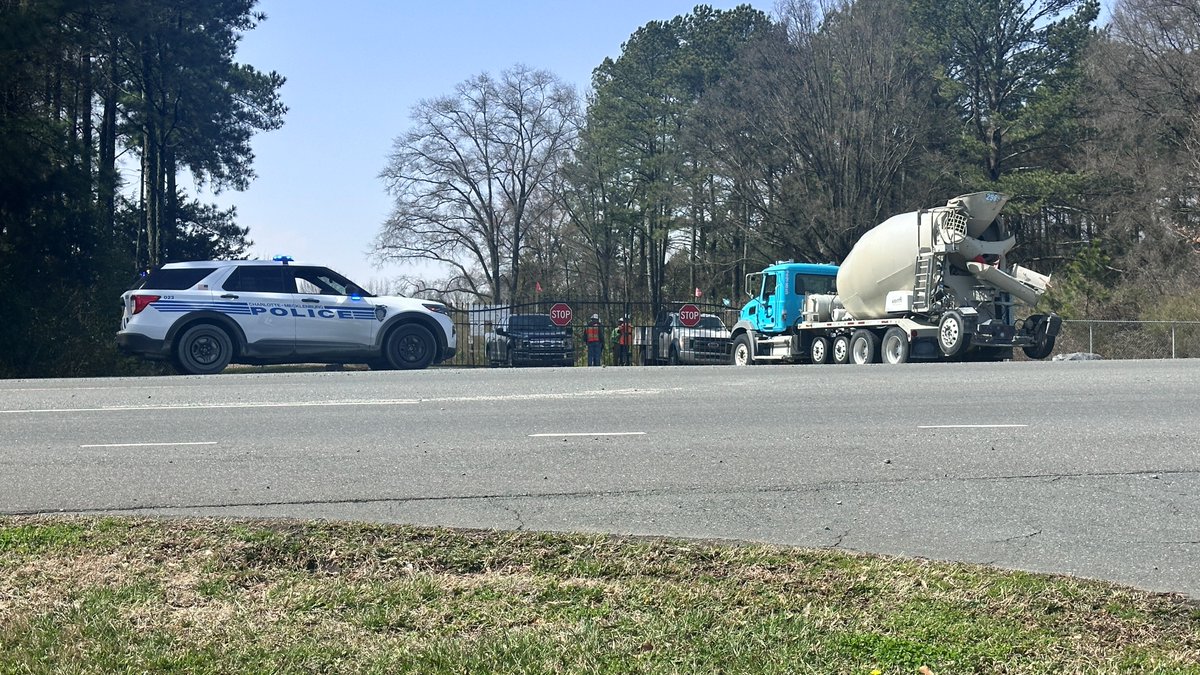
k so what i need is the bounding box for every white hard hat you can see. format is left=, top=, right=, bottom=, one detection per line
left=591, top=313, right=599, bottom=320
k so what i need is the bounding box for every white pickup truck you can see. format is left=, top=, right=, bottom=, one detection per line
left=642, top=311, right=731, bottom=365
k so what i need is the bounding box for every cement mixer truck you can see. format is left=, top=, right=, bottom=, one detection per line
left=729, top=191, right=1061, bottom=365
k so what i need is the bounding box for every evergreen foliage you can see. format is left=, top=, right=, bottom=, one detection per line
left=0, top=0, right=283, bottom=377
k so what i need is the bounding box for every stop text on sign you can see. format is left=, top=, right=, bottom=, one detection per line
left=549, top=302, right=573, bottom=326
left=678, top=304, right=701, bottom=327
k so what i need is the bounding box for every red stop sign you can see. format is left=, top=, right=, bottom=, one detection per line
left=678, top=304, right=701, bottom=327
left=549, top=302, right=573, bottom=326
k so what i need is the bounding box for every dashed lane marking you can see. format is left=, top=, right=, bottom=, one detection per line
left=80, top=441, right=219, bottom=448
left=917, top=424, right=1029, bottom=429
left=528, top=432, right=647, bottom=437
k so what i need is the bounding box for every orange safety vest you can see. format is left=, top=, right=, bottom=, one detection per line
left=617, top=322, right=632, bottom=346
left=585, top=324, right=601, bottom=343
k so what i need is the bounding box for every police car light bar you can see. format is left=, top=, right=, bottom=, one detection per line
left=273, top=255, right=293, bottom=265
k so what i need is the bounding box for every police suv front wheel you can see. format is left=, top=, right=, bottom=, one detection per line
left=384, top=324, right=436, bottom=370
left=173, top=324, right=233, bottom=375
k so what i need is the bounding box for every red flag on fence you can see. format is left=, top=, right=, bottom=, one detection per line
left=694, top=287, right=702, bottom=298
left=536, top=281, right=543, bottom=293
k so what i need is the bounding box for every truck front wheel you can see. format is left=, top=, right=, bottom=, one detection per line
left=810, top=337, right=830, bottom=365
left=731, top=334, right=755, bottom=366
left=938, top=310, right=969, bottom=358
left=850, top=329, right=880, bottom=364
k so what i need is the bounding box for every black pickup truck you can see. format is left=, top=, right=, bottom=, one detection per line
left=485, top=314, right=575, bottom=367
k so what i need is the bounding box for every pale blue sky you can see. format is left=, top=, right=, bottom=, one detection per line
left=197, top=0, right=751, bottom=287
left=198, top=0, right=1113, bottom=287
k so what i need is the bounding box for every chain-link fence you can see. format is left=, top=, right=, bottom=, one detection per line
left=1056, top=320, right=1200, bottom=360
left=443, top=304, right=1200, bottom=367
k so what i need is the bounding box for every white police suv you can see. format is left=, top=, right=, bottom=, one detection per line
left=117, top=258, right=456, bottom=374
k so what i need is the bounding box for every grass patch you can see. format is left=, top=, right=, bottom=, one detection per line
left=0, top=516, right=1197, bottom=673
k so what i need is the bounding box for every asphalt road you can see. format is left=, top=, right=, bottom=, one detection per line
left=2, top=359, right=1197, bottom=598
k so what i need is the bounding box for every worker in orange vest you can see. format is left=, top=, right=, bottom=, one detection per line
left=584, top=314, right=604, bottom=366
left=613, top=316, right=633, bottom=366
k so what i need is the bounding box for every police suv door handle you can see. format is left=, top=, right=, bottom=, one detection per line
left=302, top=297, right=320, bottom=303
left=220, top=294, right=239, bottom=299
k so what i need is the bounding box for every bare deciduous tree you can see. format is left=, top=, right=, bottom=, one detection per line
left=375, top=65, right=579, bottom=304
left=694, top=0, right=942, bottom=266
left=1107, top=0, right=1200, bottom=248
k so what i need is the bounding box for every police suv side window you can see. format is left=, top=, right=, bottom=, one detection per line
left=224, top=266, right=287, bottom=293
left=293, top=267, right=362, bottom=296
left=135, top=267, right=216, bottom=290
left=295, top=278, right=321, bottom=295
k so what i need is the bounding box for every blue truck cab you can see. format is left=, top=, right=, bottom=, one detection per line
left=737, top=261, right=839, bottom=334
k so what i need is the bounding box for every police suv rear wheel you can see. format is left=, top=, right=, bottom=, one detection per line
left=384, top=324, right=436, bottom=370
left=173, top=324, right=233, bottom=375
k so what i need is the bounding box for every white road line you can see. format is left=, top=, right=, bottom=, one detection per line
left=0, top=388, right=673, bottom=415
left=528, top=432, right=647, bottom=437
left=80, top=441, right=219, bottom=448
left=917, top=424, right=1029, bottom=429
left=1, top=400, right=422, bottom=414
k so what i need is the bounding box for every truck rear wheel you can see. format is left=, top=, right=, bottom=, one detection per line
left=938, top=310, right=969, bottom=358
left=731, top=334, right=755, bottom=366
left=810, top=337, right=830, bottom=365
left=832, top=335, right=851, bottom=364
left=850, top=329, right=880, bottom=364
left=882, top=327, right=909, bottom=365
left=1023, top=335, right=1056, bottom=360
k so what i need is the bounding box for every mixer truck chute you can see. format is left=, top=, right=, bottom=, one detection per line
left=729, top=192, right=1061, bottom=365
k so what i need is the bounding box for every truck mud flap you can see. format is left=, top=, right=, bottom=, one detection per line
left=1025, top=313, right=1062, bottom=339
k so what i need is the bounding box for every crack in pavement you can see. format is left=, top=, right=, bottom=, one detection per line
left=6, top=467, right=1198, bottom=518
left=830, top=528, right=850, bottom=549
left=994, top=529, right=1043, bottom=544
left=500, top=501, right=526, bottom=531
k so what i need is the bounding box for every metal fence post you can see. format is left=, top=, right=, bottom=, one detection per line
left=1089, top=321, right=1093, bottom=354
left=1172, top=322, right=1176, bottom=359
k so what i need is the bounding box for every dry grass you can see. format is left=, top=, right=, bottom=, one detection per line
left=1, top=516, right=1198, bottom=673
